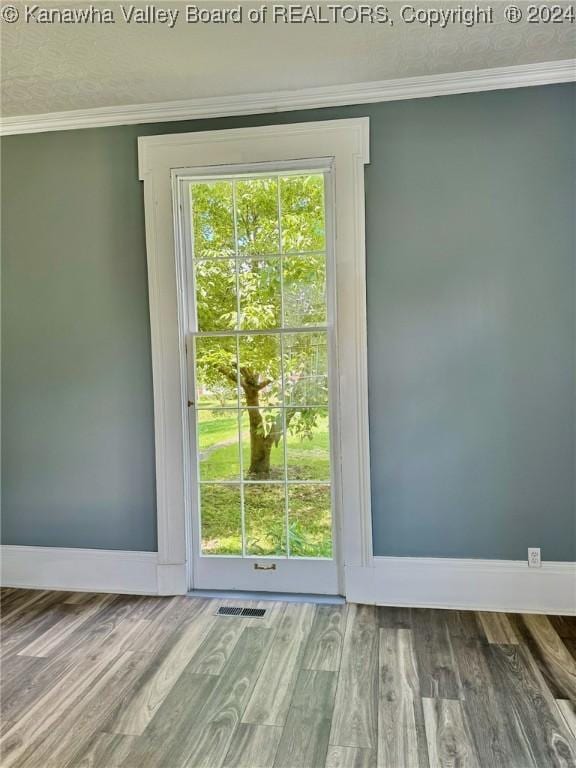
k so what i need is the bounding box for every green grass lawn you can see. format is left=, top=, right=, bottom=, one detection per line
left=197, top=413, right=238, bottom=448
left=197, top=408, right=332, bottom=558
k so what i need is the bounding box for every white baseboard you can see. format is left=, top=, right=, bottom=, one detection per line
left=0, top=545, right=161, bottom=595
left=2, top=547, right=574, bottom=613
left=157, top=563, right=188, bottom=596
left=345, top=556, right=576, bottom=615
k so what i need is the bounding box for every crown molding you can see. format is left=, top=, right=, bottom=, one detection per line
left=1, top=59, right=574, bottom=136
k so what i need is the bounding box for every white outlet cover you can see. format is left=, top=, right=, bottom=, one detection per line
left=528, top=548, right=541, bottom=567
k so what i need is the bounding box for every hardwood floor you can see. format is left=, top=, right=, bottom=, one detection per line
left=1, top=589, right=575, bottom=767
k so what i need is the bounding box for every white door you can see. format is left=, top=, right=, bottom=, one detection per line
left=178, top=161, right=341, bottom=594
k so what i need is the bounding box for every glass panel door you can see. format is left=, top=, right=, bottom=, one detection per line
left=185, top=167, right=339, bottom=594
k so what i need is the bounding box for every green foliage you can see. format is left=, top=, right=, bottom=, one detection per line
left=280, top=174, right=325, bottom=252
left=238, top=259, right=281, bottom=330
left=194, top=337, right=238, bottom=407
left=286, top=407, right=326, bottom=444
left=239, top=335, right=281, bottom=405
left=195, top=259, right=237, bottom=331
left=191, top=173, right=329, bottom=435
left=283, top=254, right=326, bottom=326
left=192, top=181, right=235, bottom=258
left=236, top=178, right=279, bottom=255
left=284, top=333, right=329, bottom=407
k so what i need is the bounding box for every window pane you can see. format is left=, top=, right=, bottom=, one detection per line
left=283, top=333, right=328, bottom=406
left=236, top=177, right=279, bottom=256
left=200, top=484, right=242, bottom=555
left=192, top=172, right=335, bottom=565
left=195, top=336, right=238, bottom=408
left=195, top=259, right=237, bottom=331
left=191, top=181, right=235, bottom=258
left=283, top=254, right=326, bottom=327
left=198, top=411, right=240, bottom=481
left=286, top=408, right=330, bottom=481
left=245, top=484, right=287, bottom=556
left=239, top=258, right=281, bottom=330
left=241, top=408, right=285, bottom=481
left=238, top=334, right=282, bottom=407
left=288, top=485, right=332, bottom=558
left=281, top=174, right=325, bottom=253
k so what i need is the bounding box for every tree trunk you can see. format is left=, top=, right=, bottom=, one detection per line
left=244, top=384, right=273, bottom=479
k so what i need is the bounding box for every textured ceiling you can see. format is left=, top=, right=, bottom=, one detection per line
left=1, top=1, right=574, bottom=116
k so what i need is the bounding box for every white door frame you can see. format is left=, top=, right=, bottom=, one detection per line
left=138, top=118, right=372, bottom=595
left=177, top=159, right=341, bottom=595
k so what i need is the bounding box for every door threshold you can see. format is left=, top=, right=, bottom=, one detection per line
left=188, top=589, right=345, bottom=605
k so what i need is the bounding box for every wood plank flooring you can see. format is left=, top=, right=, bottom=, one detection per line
left=1, top=589, right=575, bottom=767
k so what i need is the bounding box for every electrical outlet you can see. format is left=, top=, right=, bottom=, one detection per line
left=528, top=548, right=541, bottom=568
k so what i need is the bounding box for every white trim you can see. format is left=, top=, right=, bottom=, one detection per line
left=189, top=590, right=345, bottom=605
left=2, top=546, right=573, bottom=613
left=2, top=60, right=574, bottom=136
left=191, top=556, right=341, bottom=596
left=157, top=563, right=188, bottom=596
left=139, top=118, right=372, bottom=595
left=0, top=546, right=160, bottom=595
left=346, top=557, right=576, bottom=615
left=138, top=120, right=369, bottom=178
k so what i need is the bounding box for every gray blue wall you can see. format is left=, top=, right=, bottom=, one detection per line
left=2, top=84, right=575, bottom=559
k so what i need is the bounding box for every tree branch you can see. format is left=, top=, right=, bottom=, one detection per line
left=217, top=365, right=237, bottom=385
left=239, top=366, right=260, bottom=389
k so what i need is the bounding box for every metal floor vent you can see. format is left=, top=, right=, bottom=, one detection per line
left=216, top=606, right=266, bottom=618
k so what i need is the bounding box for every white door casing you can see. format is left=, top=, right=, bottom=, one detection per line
left=138, top=118, right=372, bottom=595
